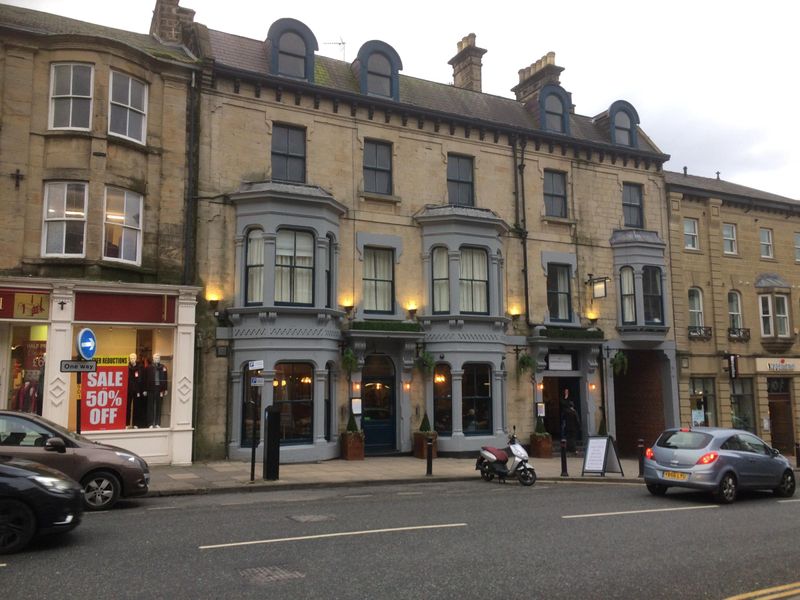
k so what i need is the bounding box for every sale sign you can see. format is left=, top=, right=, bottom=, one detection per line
left=81, top=356, right=129, bottom=431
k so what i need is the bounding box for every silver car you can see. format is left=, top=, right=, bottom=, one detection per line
left=644, top=427, right=796, bottom=503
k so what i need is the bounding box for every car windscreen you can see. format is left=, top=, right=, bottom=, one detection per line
left=35, top=415, right=92, bottom=443
left=656, top=431, right=712, bottom=450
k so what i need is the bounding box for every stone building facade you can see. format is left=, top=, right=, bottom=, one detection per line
left=184, top=10, right=677, bottom=461
left=0, top=4, right=200, bottom=465
left=666, top=171, right=800, bottom=455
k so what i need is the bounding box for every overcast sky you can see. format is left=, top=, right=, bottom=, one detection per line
left=7, top=0, right=798, bottom=199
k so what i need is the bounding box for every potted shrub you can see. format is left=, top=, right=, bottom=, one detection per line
left=416, top=350, right=434, bottom=376
left=516, top=352, right=535, bottom=381
left=413, top=412, right=438, bottom=459
left=610, top=350, right=628, bottom=376
left=530, top=415, right=552, bottom=458
left=340, top=411, right=364, bottom=460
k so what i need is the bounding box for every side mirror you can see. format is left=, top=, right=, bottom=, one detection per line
left=770, top=447, right=780, bottom=457
left=45, top=437, right=67, bottom=453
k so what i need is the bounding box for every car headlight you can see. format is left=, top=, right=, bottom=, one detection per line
left=30, top=475, right=73, bottom=494
left=115, top=451, right=137, bottom=463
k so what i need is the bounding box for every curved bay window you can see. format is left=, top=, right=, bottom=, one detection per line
left=275, top=229, right=313, bottom=305
left=433, top=364, right=452, bottom=434
left=643, top=266, right=663, bottom=325
left=245, top=229, right=264, bottom=305
left=241, top=364, right=262, bottom=448
left=459, top=247, right=488, bottom=314
left=620, top=266, right=635, bottom=324
left=273, top=363, right=313, bottom=443
left=462, top=364, right=492, bottom=435
left=432, top=246, right=449, bottom=313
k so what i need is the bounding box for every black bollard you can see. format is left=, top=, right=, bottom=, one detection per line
left=560, top=438, right=568, bottom=477
left=638, top=438, right=645, bottom=478
left=426, top=437, right=433, bottom=476
left=796, top=443, right=800, bottom=469
left=263, top=405, right=281, bottom=481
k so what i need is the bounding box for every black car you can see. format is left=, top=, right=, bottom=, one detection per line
left=0, top=456, right=83, bottom=553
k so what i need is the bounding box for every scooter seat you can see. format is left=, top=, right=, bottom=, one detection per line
left=481, top=446, right=508, bottom=463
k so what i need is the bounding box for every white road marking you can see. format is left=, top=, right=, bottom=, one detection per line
left=563, top=505, right=718, bottom=519
left=397, top=492, right=422, bottom=496
left=724, top=581, right=800, bottom=599
left=343, top=494, right=372, bottom=499
left=199, top=522, right=467, bottom=550
left=0, top=563, right=6, bottom=568
left=777, top=499, right=800, bottom=503
left=147, top=506, right=178, bottom=511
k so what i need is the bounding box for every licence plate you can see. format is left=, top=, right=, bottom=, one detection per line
left=663, top=471, right=688, bottom=481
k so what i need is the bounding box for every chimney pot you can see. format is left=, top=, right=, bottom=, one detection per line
left=449, top=33, right=487, bottom=92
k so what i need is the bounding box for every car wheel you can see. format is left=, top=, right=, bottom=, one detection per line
left=774, top=469, right=796, bottom=498
left=0, top=499, right=36, bottom=554
left=715, top=472, right=737, bottom=504
left=646, top=483, right=668, bottom=496
left=82, top=470, right=121, bottom=511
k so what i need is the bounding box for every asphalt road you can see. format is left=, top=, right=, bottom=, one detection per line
left=3, top=479, right=799, bottom=599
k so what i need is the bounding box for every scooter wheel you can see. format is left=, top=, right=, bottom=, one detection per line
left=518, top=468, right=536, bottom=487
left=480, top=462, right=495, bottom=482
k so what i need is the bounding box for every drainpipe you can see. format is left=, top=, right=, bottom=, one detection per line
left=517, top=138, right=532, bottom=326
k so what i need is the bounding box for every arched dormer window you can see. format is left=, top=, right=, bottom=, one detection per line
left=609, top=100, right=640, bottom=147
left=267, top=19, right=318, bottom=82
left=355, top=41, right=402, bottom=101
left=539, top=84, right=571, bottom=134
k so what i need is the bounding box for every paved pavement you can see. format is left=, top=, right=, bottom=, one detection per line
left=147, top=454, right=645, bottom=497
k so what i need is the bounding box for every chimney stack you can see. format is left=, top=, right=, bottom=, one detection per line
left=448, top=33, right=487, bottom=93
left=150, top=0, right=195, bottom=44
left=512, top=51, right=564, bottom=106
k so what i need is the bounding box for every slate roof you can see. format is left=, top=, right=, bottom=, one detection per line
left=204, top=27, right=665, bottom=157
left=665, top=171, right=798, bottom=205
left=0, top=3, right=196, bottom=64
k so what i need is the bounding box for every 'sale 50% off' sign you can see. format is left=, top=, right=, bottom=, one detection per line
left=81, top=356, right=129, bottom=431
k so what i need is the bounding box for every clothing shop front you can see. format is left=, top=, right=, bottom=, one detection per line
left=0, top=278, right=199, bottom=465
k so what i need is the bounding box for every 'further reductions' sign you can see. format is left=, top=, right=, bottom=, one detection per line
left=80, top=356, right=129, bottom=431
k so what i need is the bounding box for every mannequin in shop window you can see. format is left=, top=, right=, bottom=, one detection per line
left=145, top=353, right=168, bottom=428
left=127, top=353, right=146, bottom=428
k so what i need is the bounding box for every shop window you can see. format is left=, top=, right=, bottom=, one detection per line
left=690, top=377, right=716, bottom=426
left=620, top=266, right=636, bottom=324
left=245, top=229, right=264, bottom=305
left=42, top=182, right=87, bottom=257
left=544, top=170, right=567, bottom=218
left=109, top=71, right=147, bottom=144
left=103, top=187, right=142, bottom=264
left=432, top=246, right=450, bottom=314
left=49, top=63, right=92, bottom=130
left=642, top=266, right=663, bottom=325
left=241, top=363, right=262, bottom=448
left=433, top=364, right=452, bottom=435
left=275, top=229, right=314, bottom=305
left=271, top=124, right=306, bottom=183
left=6, top=325, right=48, bottom=414
left=363, top=246, right=394, bottom=313
left=730, top=378, right=755, bottom=432
left=459, top=247, right=488, bottom=314
left=622, top=183, right=643, bottom=228
left=447, top=154, right=474, bottom=207
left=364, top=140, right=392, bottom=195
left=273, top=363, right=314, bottom=443
left=546, top=263, right=571, bottom=322
left=462, top=364, right=491, bottom=435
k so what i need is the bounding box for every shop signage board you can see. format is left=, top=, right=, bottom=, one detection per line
left=581, top=436, right=624, bottom=477
left=80, top=356, right=129, bottom=431
left=548, top=354, right=573, bottom=371
left=249, top=360, right=264, bottom=371
left=0, top=290, right=50, bottom=319
left=755, top=357, right=799, bottom=373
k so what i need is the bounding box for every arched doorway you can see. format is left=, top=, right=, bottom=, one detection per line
left=361, top=354, right=396, bottom=454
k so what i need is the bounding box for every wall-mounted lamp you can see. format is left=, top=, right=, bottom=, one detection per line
left=403, top=382, right=411, bottom=391
left=589, top=383, right=597, bottom=391
left=585, top=273, right=610, bottom=299
left=508, top=306, right=521, bottom=321
left=206, top=290, right=222, bottom=310
left=537, top=381, right=544, bottom=391
left=352, top=381, right=361, bottom=394
left=407, top=301, right=418, bottom=320
left=341, top=302, right=354, bottom=318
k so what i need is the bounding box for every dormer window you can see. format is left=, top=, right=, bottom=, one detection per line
left=278, top=32, right=306, bottom=79
left=267, top=19, right=318, bottom=82
left=544, top=94, right=564, bottom=132
left=367, top=53, right=391, bottom=97
left=609, top=100, right=640, bottom=147
left=355, top=41, right=402, bottom=101
left=539, top=84, right=571, bottom=135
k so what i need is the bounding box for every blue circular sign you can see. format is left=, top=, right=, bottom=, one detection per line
left=77, top=328, right=97, bottom=360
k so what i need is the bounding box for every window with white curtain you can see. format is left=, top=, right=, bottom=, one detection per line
left=620, top=266, right=635, bottom=324
left=459, top=247, right=488, bottom=314
left=728, top=291, right=742, bottom=329
left=774, top=295, right=790, bottom=336
left=547, top=264, right=571, bottom=322
left=363, top=247, right=394, bottom=313
left=275, top=229, right=314, bottom=305
left=432, top=246, right=449, bottom=313
left=245, top=229, right=264, bottom=305
left=688, top=288, right=704, bottom=327
left=642, top=266, right=663, bottom=325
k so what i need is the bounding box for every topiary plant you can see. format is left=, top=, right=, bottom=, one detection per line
left=419, top=412, right=432, bottom=433
left=341, top=347, right=358, bottom=376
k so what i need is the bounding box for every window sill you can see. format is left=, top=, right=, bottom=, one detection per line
left=540, top=215, right=576, bottom=226
left=722, top=253, right=741, bottom=259
left=759, top=256, right=777, bottom=262
left=683, top=248, right=702, bottom=254
left=359, top=191, right=402, bottom=205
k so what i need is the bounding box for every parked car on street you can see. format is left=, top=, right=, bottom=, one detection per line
left=0, top=411, right=149, bottom=510
left=644, top=427, right=796, bottom=503
left=0, top=456, right=83, bottom=553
